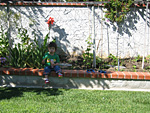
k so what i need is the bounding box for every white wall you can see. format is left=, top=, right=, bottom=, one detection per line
left=1, top=6, right=150, bottom=58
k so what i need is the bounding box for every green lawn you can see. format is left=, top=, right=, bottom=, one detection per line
left=0, top=87, right=150, bottom=113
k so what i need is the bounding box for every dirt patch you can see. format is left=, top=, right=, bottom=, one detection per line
left=60, top=55, right=150, bottom=72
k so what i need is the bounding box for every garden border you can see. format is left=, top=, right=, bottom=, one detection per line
left=1, top=67, right=150, bottom=80
left=1, top=67, right=150, bottom=91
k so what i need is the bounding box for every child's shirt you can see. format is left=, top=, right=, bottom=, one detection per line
left=43, top=52, right=60, bottom=67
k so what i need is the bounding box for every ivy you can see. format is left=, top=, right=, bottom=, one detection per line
left=103, top=0, right=133, bottom=23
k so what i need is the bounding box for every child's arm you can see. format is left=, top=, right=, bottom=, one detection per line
left=42, top=56, right=48, bottom=64
left=42, top=58, right=46, bottom=64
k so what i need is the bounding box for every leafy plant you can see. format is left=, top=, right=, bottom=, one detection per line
left=133, top=65, right=137, bottom=72
left=82, top=35, right=93, bottom=68
left=0, top=25, right=9, bottom=57
left=132, top=55, right=141, bottom=62
left=27, top=33, right=49, bottom=69
left=108, top=54, right=118, bottom=66
left=7, top=27, right=33, bottom=68
left=6, top=27, right=50, bottom=68
left=103, top=0, right=133, bottom=23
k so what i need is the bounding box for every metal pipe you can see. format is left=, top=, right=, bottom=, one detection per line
left=142, top=2, right=149, bottom=69
left=92, top=6, right=96, bottom=68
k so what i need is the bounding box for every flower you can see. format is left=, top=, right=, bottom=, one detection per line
left=47, top=17, right=54, bottom=26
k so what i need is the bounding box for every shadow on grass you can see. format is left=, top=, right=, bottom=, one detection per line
left=0, top=87, right=64, bottom=100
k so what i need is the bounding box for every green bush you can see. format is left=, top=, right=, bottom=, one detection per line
left=6, top=27, right=50, bottom=68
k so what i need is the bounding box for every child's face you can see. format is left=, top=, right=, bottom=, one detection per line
left=48, top=47, right=55, bottom=54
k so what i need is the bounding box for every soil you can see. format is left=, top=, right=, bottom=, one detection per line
left=59, top=55, right=150, bottom=72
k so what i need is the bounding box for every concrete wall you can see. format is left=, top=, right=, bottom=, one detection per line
left=0, top=5, right=150, bottom=58
left=1, top=75, right=150, bottom=91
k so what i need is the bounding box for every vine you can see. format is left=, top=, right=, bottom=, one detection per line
left=103, top=0, right=133, bottom=23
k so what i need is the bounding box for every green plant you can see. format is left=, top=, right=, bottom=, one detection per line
left=8, top=27, right=33, bottom=68
left=145, top=55, right=150, bottom=63
left=145, top=66, right=150, bottom=70
left=7, top=27, right=50, bottom=68
left=103, top=0, right=133, bottom=23
left=132, top=65, right=137, bottom=72
left=82, top=35, right=93, bottom=68
left=108, top=54, right=118, bottom=66
left=132, top=55, right=141, bottom=62
left=27, top=33, right=49, bottom=69
left=0, top=25, right=9, bottom=57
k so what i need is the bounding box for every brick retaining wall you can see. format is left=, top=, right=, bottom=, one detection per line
left=1, top=67, right=150, bottom=80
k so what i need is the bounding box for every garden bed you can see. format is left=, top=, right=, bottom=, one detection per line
left=60, top=55, right=150, bottom=72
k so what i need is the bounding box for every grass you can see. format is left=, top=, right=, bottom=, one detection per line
left=0, top=87, right=150, bottom=113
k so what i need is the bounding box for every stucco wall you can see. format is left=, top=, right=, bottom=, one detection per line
left=0, top=5, right=150, bottom=58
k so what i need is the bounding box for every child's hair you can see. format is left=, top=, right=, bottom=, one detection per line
left=48, top=42, right=57, bottom=50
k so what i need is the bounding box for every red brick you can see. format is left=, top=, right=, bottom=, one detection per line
left=137, top=72, right=145, bottom=79
left=23, top=3, right=28, bottom=5
left=145, top=75, right=150, bottom=80
left=47, top=3, right=52, bottom=5
left=78, top=70, right=86, bottom=78
left=24, top=68, right=33, bottom=75
left=71, top=3, right=76, bottom=5
left=32, top=69, right=39, bottom=76
left=62, top=70, right=71, bottom=77
left=19, top=2, right=23, bottom=5
left=19, top=68, right=27, bottom=75
left=37, top=3, right=42, bottom=5
left=117, top=72, right=125, bottom=79
left=97, top=73, right=105, bottom=78
left=42, top=3, right=47, bottom=5
left=71, top=70, right=78, bottom=77
left=91, top=73, right=97, bottom=78
left=132, top=74, right=138, bottom=79
left=105, top=73, right=111, bottom=78
left=127, top=72, right=136, bottom=79
left=67, top=3, right=71, bottom=5
left=77, top=3, right=82, bottom=6
left=57, top=3, right=62, bottom=5
left=7, top=68, right=16, bottom=75
left=0, top=67, right=7, bottom=75
left=145, top=72, right=150, bottom=80
left=63, top=72, right=71, bottom=77
left=52, top=3, right=57, bottom=5
left=50, top=71, right=57, bottom=77
left=13, top=68, right=21, bottom=75
left=85, top=72, right=92, bottom=78
left=38, top=69, right=44, bottom=76
left=110, top=72, right=118, bottom=79
left=125, top=74, right=132, bottom=79
left=0, top=3, right=7, bottom=5
left=63, top=3, right=67, bottom=5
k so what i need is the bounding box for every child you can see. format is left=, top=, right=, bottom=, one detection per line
left=42, top=42, right=62, bottom=84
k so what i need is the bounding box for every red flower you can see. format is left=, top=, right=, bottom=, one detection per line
left=47, top=17, right=54, bottom=26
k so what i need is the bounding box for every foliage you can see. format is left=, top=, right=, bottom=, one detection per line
left=82, top=35, right=93, bottom=68
left=108, top=53, right=118, bottom=66
left=7, top=27, right=33, bottom=68
left=132, top=55, right=141, bottom=62
left=0, top=26, right=9, bottom=57
left=5, top=27, right=50, bottom=68
left=27, top=33, right=49, bottom=68
left=103, top=0, right=133, bottom=23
